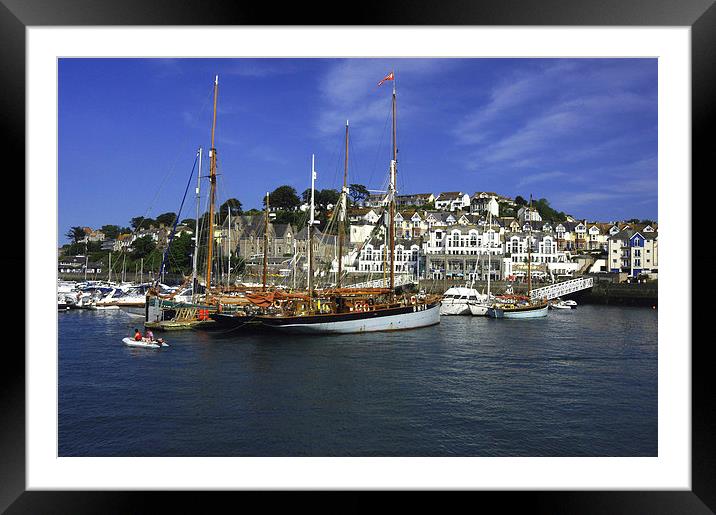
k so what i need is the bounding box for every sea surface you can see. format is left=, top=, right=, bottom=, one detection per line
left=58, top=305, right=657, bottom=456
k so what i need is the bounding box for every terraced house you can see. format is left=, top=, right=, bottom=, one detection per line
left=607, top=228, right=658, bottom=278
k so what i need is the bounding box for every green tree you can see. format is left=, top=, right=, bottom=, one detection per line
left=131, top=235, right=156, bottom=260
left=316, top=189, right=340, bottom=211
left=533, top=198, right=566, bottom=223
left=66, top=226, right=86, bottom=244
left=219, top=198, right=243, bottom=220
left=164, top=232, right=193, bottom=273
left=131, top=216, right=155, bottom=231
left=272, top=210, right=304, bottom=227
left=348, top=183, right=370, bottom=205
left=515, top=195, right=527, bottom=206
left=301, top=188, right=311, bottom=205
left=180, top=218, right=196, bottom=232
left=156, top=212, right=177, bottom=227
left=264, top=185, right=301, bottom=211
left=100, top=225, right=121, bottom=239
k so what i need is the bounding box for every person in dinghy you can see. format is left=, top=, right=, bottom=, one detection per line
left=143, top=328, right=164, bottom=344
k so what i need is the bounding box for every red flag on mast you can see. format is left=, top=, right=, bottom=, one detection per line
left=377, top=71, right=394, bottom=86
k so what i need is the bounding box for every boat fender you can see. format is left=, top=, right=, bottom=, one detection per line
left=273, top=300, right=281, bottom=308
left=410, top=295, right=416, bottom=305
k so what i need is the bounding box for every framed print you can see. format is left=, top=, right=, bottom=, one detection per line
left=3, top=0, right=712, bottom=512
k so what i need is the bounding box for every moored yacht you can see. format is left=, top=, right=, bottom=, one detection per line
left=440, top=286, right=484, bottom=316
left=212, top=72, right=441, bottom=334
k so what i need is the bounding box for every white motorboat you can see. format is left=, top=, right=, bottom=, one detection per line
left=549, top=298, right=578, bottom=310
left=57, top=293, right=69, bottom=310
left=440, top=286, right=485, bottom=316
left=468, top=303, right=489, bottom=316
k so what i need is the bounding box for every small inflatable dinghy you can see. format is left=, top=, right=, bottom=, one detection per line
left=122, top=337, right=169, bottom=349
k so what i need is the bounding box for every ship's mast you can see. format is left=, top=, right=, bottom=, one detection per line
left=205, top=75, right=219, bottom=292
left=227, top=205, right=233, bottom=287
left=389, top=74, right=397, bottom=292
left=337, top=120, right=349, bottom=289
left=308, top=154, right=316, bottom=299
left=192, top=147, right=202, bottom=300
left=527, top=194, right=533, bottom=299
left=263, top=191, right=269, bottom=291
left=487, top=210, right=492, bottom=300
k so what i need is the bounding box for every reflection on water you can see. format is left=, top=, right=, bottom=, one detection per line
left=59, top=305, right=657, bottom=456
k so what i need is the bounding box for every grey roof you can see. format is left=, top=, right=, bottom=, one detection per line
left=609, top=229, right=657, bottom=241
left=436, top=191, right=464, bottom=200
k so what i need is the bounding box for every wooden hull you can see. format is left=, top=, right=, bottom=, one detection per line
left=488, top=303, right=548, bottom=319
left=212, top=301, right=441, bottom=334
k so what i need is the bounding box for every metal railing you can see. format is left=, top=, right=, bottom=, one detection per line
left=529, top=276, right=594, bottom=301
left=347, top=274, right=415, bottom=289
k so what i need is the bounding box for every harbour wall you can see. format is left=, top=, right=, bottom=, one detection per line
left=417, top=278, right=658, bottom=307
left=58, top=272, right=657, bottom=307
left=570, top=282, right=658, bottom=307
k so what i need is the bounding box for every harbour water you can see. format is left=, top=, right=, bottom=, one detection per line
left=59, top=305, right=657, bottom=456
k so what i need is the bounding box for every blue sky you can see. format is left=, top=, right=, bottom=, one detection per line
left=59, top=58, right=657, bottom=239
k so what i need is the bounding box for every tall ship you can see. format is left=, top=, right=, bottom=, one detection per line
left=211, top=71, right=441, bottom=333
left=487, top=196, right=548, bottom=319
left=145, top=75, right=263, bottom=328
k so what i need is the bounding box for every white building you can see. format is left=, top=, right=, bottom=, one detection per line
left=435, top=192, right=471, bottom=212
left=355, top=241, right=421, bottom=275
left=607, top=229, right=658, bottom=278
left=504, top=232, right=578, bottom=279
left=470, top=193, right=500, bottom=217
left=517, top=206, right=542, bottom=223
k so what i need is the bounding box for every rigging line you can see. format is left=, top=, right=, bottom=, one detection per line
left=156, top=153, right=199, bottom=286
left=134, top=84, right=214, bottom=235
left=348, top=135, right=360, bottom=191
left=366, top=105, right=391, bottom=191
left=107, top=87, right=214, bottom=275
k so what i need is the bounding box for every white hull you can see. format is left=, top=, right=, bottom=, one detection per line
left=122, top=337, right=168, bottom=348
left=272, top=303, right=441, bottom=334
left=440, top=302, right=471, bottom=316
left=119, top=306, right=146, bottom=317
left=489, top=304, right=549, bottom=319
left=468, top=304, right=489, bottom=316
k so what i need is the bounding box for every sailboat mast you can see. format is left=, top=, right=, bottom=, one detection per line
left=205, top=75, right=219, bottom=292
left=308, top=154, right=316, bottom=298
left=337, top=120, right=349, bottom=289
left=192, top=147, right=202, bottom=298
left=487, top=211, right=492, bottom=299
left=527, top=194, right=533, bottom=297
left=263, top=191, right=269, bottom=291
left=389, top=74, right=397, bottom=291
left=228, top=205, right=232, bottom=288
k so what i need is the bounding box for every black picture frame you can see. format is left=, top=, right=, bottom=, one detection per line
left=3, top=0, right=710, bottom=512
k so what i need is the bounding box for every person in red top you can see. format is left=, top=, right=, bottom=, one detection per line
left=134, top=328, right=142, bottom=341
